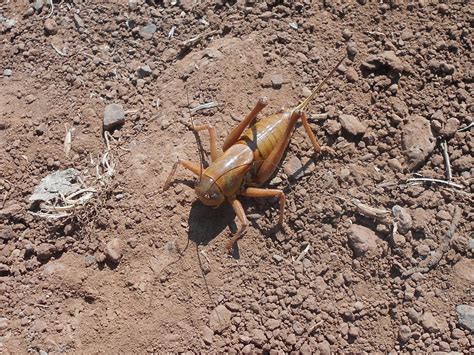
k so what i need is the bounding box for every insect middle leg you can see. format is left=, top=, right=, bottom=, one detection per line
left=300, top=112, right=335, bottom=154
left=226, top=187, right=286, bottom=251
left=193, top=124, right=221, bottom=161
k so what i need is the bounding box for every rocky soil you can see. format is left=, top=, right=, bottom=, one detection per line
left=1, top=0, right=473, bottom=353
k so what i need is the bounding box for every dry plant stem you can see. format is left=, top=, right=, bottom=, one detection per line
left=190, top=101, right=219, bottom=113
left=407, top=177, right=463, bottom=190
left=440, top=140, right=452, bottom=181
left=352, top=198, right=391, bottom=221
left=51, top=43, right=66, bottom=57
left=294, top=244, right=310, bottom=263
left=402, top=206, right=462, bottom=278
left=457, top=122, right=473, bottom=132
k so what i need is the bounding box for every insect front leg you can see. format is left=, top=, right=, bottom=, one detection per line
left=162, top=159, right=201, bottom=192
left=226, top=196, right=249, bottom=252
left=240, top=187, right=286, bottom=225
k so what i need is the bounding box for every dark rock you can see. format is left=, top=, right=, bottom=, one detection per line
left=0, top=263, right=10, bottom=276
left=36, top=243, right=52, bottom=261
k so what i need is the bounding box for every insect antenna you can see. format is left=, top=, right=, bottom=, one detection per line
left=186, top=88, right=204, bottom=184
left=295, top=53, right=346, bottom=112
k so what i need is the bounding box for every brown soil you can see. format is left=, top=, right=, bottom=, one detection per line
left=1, top=0, right=473, bottom=354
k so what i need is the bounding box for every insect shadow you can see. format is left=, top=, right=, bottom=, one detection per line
left=187, top=198, right=236, bottom=246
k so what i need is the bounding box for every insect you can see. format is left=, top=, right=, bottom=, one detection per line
left=163, top=55, right=345, bottom=252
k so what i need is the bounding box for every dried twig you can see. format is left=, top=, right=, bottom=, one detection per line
left=190, top=101, right=219, bottom=113
left=407, top=177, right=463, bottom=190
left=402, top=206, right=462, bottom=278
left=440, top=140, right=452, bottom=181
left=64, top=125, right=74, bottom=157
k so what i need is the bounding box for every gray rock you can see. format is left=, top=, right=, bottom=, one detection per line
left=283, top=156, right=304, bottom=180
left=140, top=23, right=157, bottom=40
left=209, top=305, right=232, bottom=333
left=250, top=328, right=266, bottom=346
left=103, top=103, right=125, bottom=131
left=456, top=305, right=474, bottom=332
left=32, top=0, right=44, bottom=11
left=272, top=254, right=283, bottom=262
left=345, top=67, right=359, bottom=82
left=324, top=119, right=341, bottom=135
left=73, top=14, right=85, bottom=30
left=105, top=238, right=123, bottom=263
left=348, top=224, right=379, bottom=257
left=136, top=65, right=152, bottom=78
left=129, top=0, right=139, bottom=11
left=392, top=205, right=412, bottom=235
left=421, top=311, right=439, bottom=332
left=3, top=69, right=12, bottom=77
left=318, top=340, right=331, bottom=355
left=401, top=115, right=435, bottom=170
left=44, top=18, right=58, bottom=35
left=84, top=254, right=96, bottom=267
left=292, top=320, right=305, bottom=335
left=264, top=318, right=281, bottom=330
left=0, top=317, right=9, bottom=330
left=201, top=325, right=213, bottom=345
left=399, top=325, right=411, bottom=343
left=29, top=168, right=81, bottom=203
left=271, top=74, right=283, bottom=89
left=339, top=114, right=367, bottom=135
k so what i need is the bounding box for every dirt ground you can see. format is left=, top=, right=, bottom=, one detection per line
left=1, top=0, right=473, bottom=353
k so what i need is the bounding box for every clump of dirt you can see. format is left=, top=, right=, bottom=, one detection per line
left=0, top=0, right=473, bottom=353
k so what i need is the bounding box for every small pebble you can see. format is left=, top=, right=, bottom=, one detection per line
left=271, top=74, right=283, bottom=89
left=103, top=103, right=125, bottom=131
left=105, top=238, right=123, bottom=264
left=44, top=18, right=58, bottom=35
